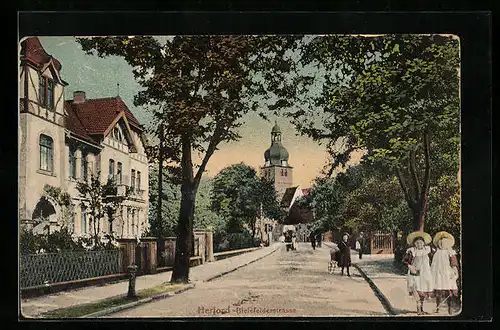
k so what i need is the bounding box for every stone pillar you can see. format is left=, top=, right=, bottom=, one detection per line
left=205, top=230, right=214, bottom=262
left=127, top=265, right=138, bottom=298
left=194, top=231, right=206, bottom=264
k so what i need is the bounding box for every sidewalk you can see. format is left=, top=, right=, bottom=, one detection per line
left=21, top=243, right=281, bottom=317
left=323, top=242, right=458, bottom=316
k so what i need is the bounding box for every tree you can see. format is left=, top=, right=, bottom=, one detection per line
left=77, top=36, right=298, bottom=283
left=193, top=177, right=226, bottom=234
left=210, top=163, right=282, bottom=241
left=147, top=163, right=181, bottom=238
left=273, top=35, right=460, bottom=232
left=76, top=171, right=128, bottom=247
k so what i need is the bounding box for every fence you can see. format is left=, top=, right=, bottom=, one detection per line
left=370, top=231, right=394, bottom=254
left=20, top=249, right=122, bottom=289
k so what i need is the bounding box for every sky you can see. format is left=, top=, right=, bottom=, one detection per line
left=36, top=36, right=347, bottom=188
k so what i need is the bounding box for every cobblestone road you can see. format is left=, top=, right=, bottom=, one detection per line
left=105, top=243, right=388, bottom=318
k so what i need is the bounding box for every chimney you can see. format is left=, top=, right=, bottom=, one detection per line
left=73, top=91, right=86, bottom=104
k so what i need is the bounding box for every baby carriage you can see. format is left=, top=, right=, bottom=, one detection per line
left=328, top=244, right=340, bottom=274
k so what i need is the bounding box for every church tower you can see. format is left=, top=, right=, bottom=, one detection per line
left=261, top=121, right=293, bottom=199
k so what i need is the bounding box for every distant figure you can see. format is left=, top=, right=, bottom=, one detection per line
left=316, top=232, right=322, bottom=248
left=338, top=233, right=351, bottom=276
left=357, top=232, right=366, bottom=260
left=309, top=231, right=316, bottom=250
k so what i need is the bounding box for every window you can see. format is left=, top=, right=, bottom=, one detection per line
left=108, top=159, right=115, bottom=181
left=81, top=206, right=87, bottom=234
left=285, top=169, right=288, bottom=177
left=136, top=171, right=141, bottom=191
left=281, top=169, right=284, bottom=176
left=69, top=147, right=76, bottom=179
left=47, top=79, right=54, bottom=109
left=131, top=169, right=136, bottom=190
left=39, top=134, right=53, bottom=171
left=39, top=73, right=46, bottom=105
left=117, top=162, right=122, bottom=184
left=38, top=74, right=54, bottom=109
left=81, top=152, right=88, bottom=180
left=96, top=154, right=101, bottom=178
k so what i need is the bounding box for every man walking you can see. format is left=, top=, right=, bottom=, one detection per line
left=309, top=231, right=316, bottom=250
left=357, top=232, right=366, bottom=260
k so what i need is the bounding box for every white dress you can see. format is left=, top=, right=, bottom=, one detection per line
left=431, top=249, right=458, bottom=292
left=406, top=246, right=434, bottom=296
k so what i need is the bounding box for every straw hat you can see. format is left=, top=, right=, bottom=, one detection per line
left=433, top=231, right=455, bottom=248
left=406, top=231, right=432, bottom=245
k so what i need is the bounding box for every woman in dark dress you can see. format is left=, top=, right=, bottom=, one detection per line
left=338, top=233, right=352, bottom=276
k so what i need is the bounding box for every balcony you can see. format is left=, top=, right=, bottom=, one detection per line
left=128, top=187, right=146, bottom=201
left=113, top=184, right=145, bottom=201
left=116, top=184, right=128, bottom=197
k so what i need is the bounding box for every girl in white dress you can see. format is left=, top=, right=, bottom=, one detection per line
left=431, top=231, right=459, bottom=314
left=403, top=231, right=434, bottom=315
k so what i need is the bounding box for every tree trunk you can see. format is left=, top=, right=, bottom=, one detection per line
left=394, top=132, right=432, bottom=232
left=171, top=135, right=196, bottom=283
left=170, top=126, right=221, bottom=283
left=156, top=125, right=166, bottom=265
left=415, top=131, right=431, bottom=232
left=157, top=123, right=164, bottom=238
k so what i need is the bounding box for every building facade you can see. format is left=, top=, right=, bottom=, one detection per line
left=19, top=37, right=149, bottom=238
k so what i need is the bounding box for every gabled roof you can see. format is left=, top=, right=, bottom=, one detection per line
left=64, top=102, right=98, bottom=145
left=20, top=37, right=68, bottom=85
left=65, top=96, right=142, bottom=135
left=280, top=186, right=299, bottom=208
left=21, top=37, right=62, bottom=71
left=64, top=96, right=144, bottom=151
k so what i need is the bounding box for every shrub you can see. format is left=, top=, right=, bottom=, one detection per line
left=20, top=228, right=120, bottom=255
left=214, top=230, right=255, bottom=252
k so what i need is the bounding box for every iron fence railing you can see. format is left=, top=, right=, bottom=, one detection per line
left=20, top=249, right=122, bottom=289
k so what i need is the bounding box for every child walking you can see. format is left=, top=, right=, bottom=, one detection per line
left=431, top=231, right=459, bottom=315
left=403, top=231, right=434, bottom=315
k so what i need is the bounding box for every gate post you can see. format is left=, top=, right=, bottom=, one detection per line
left=205, top=230, right=214, bottom=262
left=127, top=265, right=138, bottom=298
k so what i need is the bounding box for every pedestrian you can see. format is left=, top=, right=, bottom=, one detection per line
left=309, top=231, right=316, bottom=250
left=403, top=231, right=434, bottom=315
left=292, top=231, right=297, bottom=250
left=431, top=231, right=459, bottom=315
left=316, top=232, right=322, bottom=248
left=338, top=233, right=351, bottom=276
left=356, top=232, right=365, bottom=260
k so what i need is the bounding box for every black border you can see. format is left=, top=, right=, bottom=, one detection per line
left=12, top=11, right=492, bottom=326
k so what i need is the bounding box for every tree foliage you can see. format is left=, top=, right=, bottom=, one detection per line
left=210, top=163, right=283, bottom=240
left=268, top=35, right=460, bottom=232
left=76, top=171, right=129, bottom=247
left=77, top=35, right=300, bottom=283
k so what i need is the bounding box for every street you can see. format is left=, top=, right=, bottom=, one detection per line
left=105, top=243, right=388, bottom=318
